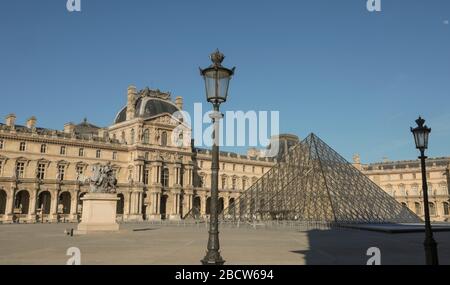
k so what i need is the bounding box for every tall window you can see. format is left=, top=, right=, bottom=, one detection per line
left=161, top=167, right=169, bottom=187
left=415, top=202, right=421, bottom=215
left=58, top=165, right=65, bottom=181
left=37, top=163, right=46, bottom=180
left=121, top=131, right=125, bottom=143
left=429, top=202, right=436, bottom=216
left=199, top=174, right=204, bottom=188
left=144, top=169, right=149, bottom=185
left=40, top=144, right=47, bottom=153
left=143, top=129, right=150, bottom=144
left=96, top=149, right=101, bottom=159
left=19, top=142, right=26, bottom=151
left=0, top=161, right=3, bottom=176
left=221, top=176, right=226, bottom=189
left=242, top=178, right=247, bottom=190
left=443, top=202, right=450, bottom=216
left=232, top=177, right=237, bottom=190
left=130, top=129, right=135, bottom=144
left=243, top=165, right=246, bottom=172
left=144, top=152, right=149, bottom=161
left=60, top=146, right=66, bottom=155
left=440, top=183, right=448, bottom=195
left=0, top=139, right=4, bottom=149
left=76, top=166, right=84, bottom=176
left=161, top=131, right=168, bottom=146
left=16, top=162, right=25, bottom=178
left=112, top=152, right=117, bottom=160
left=252, top=166, right=255, bottom=173
left=411, top=184, right=419, bottom=195
left=398, top=184, right=406, bottom=196
left=79, top=148, right=84, bottom=157
left=232, top=164, right=236, bottom=171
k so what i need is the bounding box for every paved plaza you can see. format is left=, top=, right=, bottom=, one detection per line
left=1, top=223, right=450, bottom=265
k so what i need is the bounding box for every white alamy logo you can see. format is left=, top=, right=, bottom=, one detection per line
left=367, top=0, right=381, bottom=12
left=171, top=103, right=280, bottom=158
left=67, top=0, right=81, bottom=12
left=366, top=247, right=381, bottom=265
left=66, top=247, right=81, bottom=265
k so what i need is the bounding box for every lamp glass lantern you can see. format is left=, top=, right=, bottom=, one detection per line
left=200, top=50, right=235, bottom=105
left=411, top=116, right=431, bottom=151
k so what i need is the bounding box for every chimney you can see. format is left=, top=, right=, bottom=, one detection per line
left=353, top=153, right=361, bottom=170
left=26, top=116, right=37, bottom=129
left=175, top=96, right=183, bottom=110
left=5, top=113, right=16, bottom=128
left=126, top=85, right=137, bottom=121
left=64, top=122, right=75, bottom=134
left=98, top=128, right=108, bottom=139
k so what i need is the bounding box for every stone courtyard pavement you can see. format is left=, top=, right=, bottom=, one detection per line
left=1, top=223, right=450, bottom=265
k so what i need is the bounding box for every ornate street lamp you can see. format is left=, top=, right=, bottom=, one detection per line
left=200, top=49, right=235, bottom=265
left=411, top=116, right=439, bottom=265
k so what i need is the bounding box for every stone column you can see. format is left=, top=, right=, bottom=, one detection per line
left=28, top=189, right=37, bottom=223
left=146, top=191, right=161, bottom=220
left=169, top=191, right=181, bottom=220
left=224, top=195, right=229, bottom=211
left=49, top=189, right=59, bottom=223
left=3, top=188, right=15, bottom=223
left=123, top=191, right=132, bottom=220
left=69, top=190, right=79, bottom=222
left=201, top=194, right=207, bottom=216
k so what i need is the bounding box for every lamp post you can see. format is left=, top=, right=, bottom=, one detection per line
left=410, top=116, right=439, bottom=265
left=200, top=49, right=235, bottom=265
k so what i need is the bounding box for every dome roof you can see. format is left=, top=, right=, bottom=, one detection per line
left=114, top=97, right=180, bottom=124
left=74, top=118, right=100, bottom=135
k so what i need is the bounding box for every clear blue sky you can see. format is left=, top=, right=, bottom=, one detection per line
left=0, top=0, right=449, bottom=163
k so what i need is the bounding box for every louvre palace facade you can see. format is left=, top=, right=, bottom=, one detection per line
left=0, top=86, right=278, bottom=223
left=0, top=85, right=449, bottom=223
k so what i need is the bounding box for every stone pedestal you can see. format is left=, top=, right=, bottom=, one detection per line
left=77, top=193, right=119, bottom=234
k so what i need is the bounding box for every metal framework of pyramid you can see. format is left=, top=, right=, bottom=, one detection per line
left=220, top=133, right=421, bottom=226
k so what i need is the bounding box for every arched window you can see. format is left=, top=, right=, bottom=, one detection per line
left=401, top=202, right=407, bottom=208
left=130, top=129, right=135, bottom=144
left=443, top=202, right=450, bottom=216
left=429, top=202, right=436, bottom=216
left=143, top=129, right=150, bottom=144
left=414, top=202, right=421, bottom=215
left=161, top=131, right=168, bottom=146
